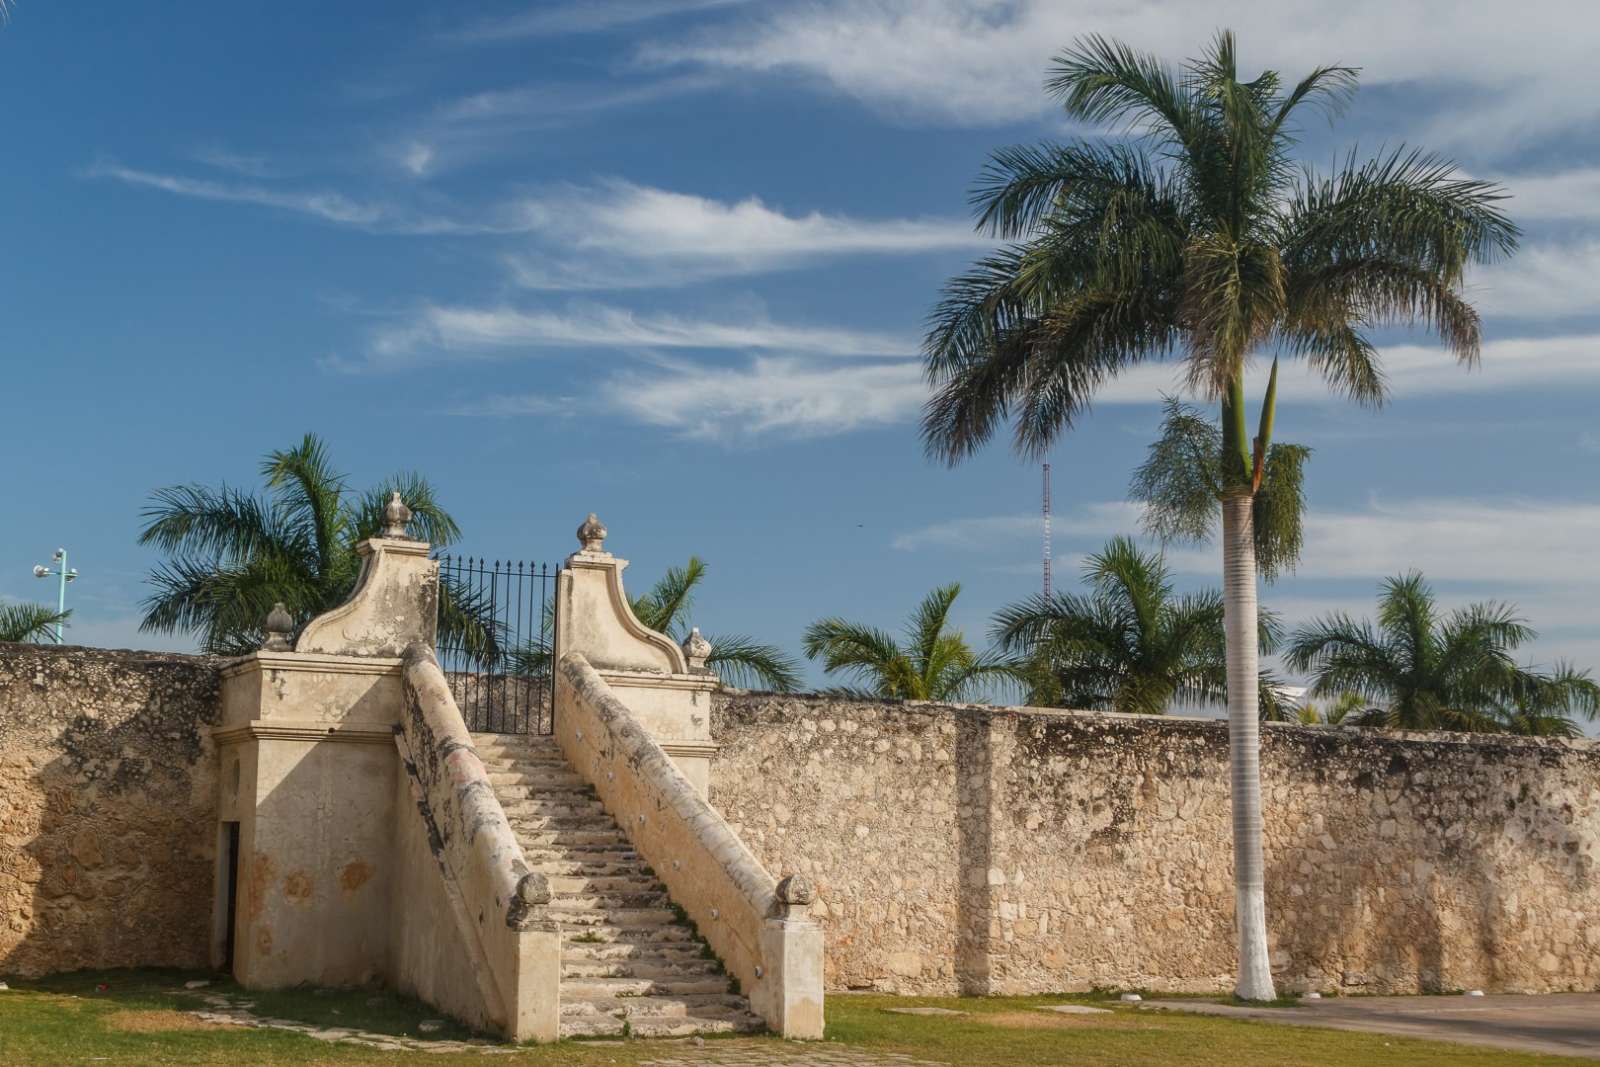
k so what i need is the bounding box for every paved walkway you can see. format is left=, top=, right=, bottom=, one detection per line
left=1144, top=994, right=1600, bottom=1059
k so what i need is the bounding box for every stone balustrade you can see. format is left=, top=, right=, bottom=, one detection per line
left=557, top=652, right=823, bottom=1038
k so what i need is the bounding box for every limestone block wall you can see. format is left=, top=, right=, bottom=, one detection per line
left=0, top=644, right=223, bottom=977
left=710, top=693, right=1600, bottom=997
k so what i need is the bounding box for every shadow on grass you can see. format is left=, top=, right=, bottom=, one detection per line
left=16, top=967, right=481, bottom=1043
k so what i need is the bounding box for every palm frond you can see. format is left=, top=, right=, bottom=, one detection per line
left=702, top=632, right=804, bottom=693
left=0, top=604, right=69, bottom=644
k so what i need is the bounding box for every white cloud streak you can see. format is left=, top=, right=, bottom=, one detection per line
left=504, top=179, right=987, bottom=288
left=648, top=0, right=1600, bottom=147
left=353, top=302, right=916, bottom=370
left=448, top=0, right=750, bottom=42
left=603, top=356, right=927, bottom=439
left=87, top=161, right=524, bottom=235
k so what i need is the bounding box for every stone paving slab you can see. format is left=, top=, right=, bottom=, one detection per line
left=1142, top=993, right=1600, bottom=1060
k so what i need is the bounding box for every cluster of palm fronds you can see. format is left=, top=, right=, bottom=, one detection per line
left=1280, top=574, right=1599, bottom=737
left=138, top=434, right=487, bottom=658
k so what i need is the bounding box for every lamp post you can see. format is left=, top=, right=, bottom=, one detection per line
left=31, top=548, right=78, bottom=644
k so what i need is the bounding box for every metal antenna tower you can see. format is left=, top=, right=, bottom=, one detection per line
left=1041, top=462, right=1052, bottom=598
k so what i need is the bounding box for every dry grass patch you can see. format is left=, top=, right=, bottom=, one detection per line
left=103, top=1008, right=244, bottom=1033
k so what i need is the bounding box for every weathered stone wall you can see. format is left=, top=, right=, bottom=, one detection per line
left=710, top=693, right=1600, bottom=997
left=0, top=643, right=223, bottom=977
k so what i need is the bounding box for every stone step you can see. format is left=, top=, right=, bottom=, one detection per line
left=502, top=798, right=605, bottom=817
left=561, top=957, right=725, bottom=981
left=563, top=976, right=736, bottom=1001
left=559, top=923, right=697, bottom=945
left=560, top=992, right=751, bottom=1020
left=548, top=874, right=662, bottom=895
left=485, top=769, right=592, bottom=789
left=511, top=828, right=631, bottom=848
left=529, top=858, right=645, bottom=877
left=549, top=890, right=671, bottom=911
left=546, top=906, right=679, bottom=927
left=562, top=940, right=709, bottom=963
left=559, top=1007, right=763, bottom=1040
left=521, top=851, right=640, bottom=870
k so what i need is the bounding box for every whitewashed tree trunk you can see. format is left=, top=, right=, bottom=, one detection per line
left=1222, top=490, right=1276, bottom=1000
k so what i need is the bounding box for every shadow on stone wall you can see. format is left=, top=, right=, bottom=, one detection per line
left=1, top=652, right=220, bottom=978
left=1263, top=733, right=1598, bottom=995
left=954, top=712, right=993, bottom=994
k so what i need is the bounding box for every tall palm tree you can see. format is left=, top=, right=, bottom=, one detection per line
left=1286, top=572, right=1597, bottom=736
left=629, top=557, right=802, bottom=692
left=920, top=33, right=1517, bottom=998
left=0, top=604, right=70, bottom=644
left=804, top=583, right=1022, bottom=701
left=993, top=536, right=1284, bottom=714
left=139, top=433, right=482, bottom=656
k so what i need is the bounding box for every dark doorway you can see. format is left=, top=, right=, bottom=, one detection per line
left=222, top=822, right=241, bottom=971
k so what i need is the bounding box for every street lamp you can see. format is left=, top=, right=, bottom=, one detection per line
left=32, top=548, right=78, bottom=644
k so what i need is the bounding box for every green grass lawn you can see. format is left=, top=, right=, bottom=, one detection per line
left=0, top=969, right=1590, bottom=1066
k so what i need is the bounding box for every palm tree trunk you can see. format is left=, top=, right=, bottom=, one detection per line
left=1222, top=489, right=1276, bottom=1000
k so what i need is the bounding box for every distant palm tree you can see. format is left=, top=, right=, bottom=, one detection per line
left=1263, top=690, right=1366, bottom=725
left=0, top=604, right=70, bottom=644
left=993, top=537, right=1284, bottom=715
left=1285, top=573, right=1595, bottom=734
left=804, top=583, right=1023, bottom=701
left=921, top=33, right=1517, bottom=997
left=629, top=557, right=802, bottom=692
left=1494, top=664, right=1600, bottom=738
left=139, top=433, right=487, bottom=657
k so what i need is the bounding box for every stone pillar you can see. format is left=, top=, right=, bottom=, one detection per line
left=554, top=514, right=719, bottom=796
left=213, top=503, right=438, bottom=989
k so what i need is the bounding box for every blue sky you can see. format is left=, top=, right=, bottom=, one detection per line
left=3, top=0, right=1598, bottom=697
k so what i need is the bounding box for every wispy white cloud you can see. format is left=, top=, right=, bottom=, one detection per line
left=890, top=502, right=1141, bottom=551
left=393, top=75, right=719, bottom=177
left=189, top=145, right=277, bottom=178
left=602, top=356, right=927, bottom=439
left=442, top=393, right=581, bottom=417
left=896, top=496, right=1600, bottom=588
left=87, top=160, right=523, bottom=235
left=1054, top=332, right=1600, bottom=408
left=1473, top=242, right=1600, bottom=319
left=504, top=179, right=987, bottom=288
left=1491, top=167, right=1600, bottom=222
left=648, top=0, right=1600, bottom=146
left=448, top=0, right=750, bottom=43
left=348, top=301, right=916, bottom=370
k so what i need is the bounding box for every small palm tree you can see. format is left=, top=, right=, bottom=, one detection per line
left=803, top=583, right=1022, bottom=701
left=0, top=604, right=70, bottom=644
left=921, top=33, right=1517, bottom=997
left=139, top=433, right=483, bottom=656
left=993, top=537, right=1283, bottom=715
left=629, top=557, right=802, bottom=692
left=1494, top=664, right=1600, bottom=738
left=1285, top=573, right=1593, bottom=734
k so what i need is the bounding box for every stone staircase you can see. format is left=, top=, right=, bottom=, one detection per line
left=471, top=732, right=765, bottom=1039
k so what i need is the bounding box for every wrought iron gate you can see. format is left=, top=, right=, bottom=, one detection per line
left=435, top=555, right=558, bottom=735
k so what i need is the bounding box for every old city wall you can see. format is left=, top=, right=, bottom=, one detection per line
left=710, top=692, right=1600, bottom=996
left=0, top=644, right=223, bottom=977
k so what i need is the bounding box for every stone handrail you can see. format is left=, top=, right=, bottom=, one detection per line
left=556, top=652, right=823, bottom=1038
left=395, top=646, right=560, bottom=1041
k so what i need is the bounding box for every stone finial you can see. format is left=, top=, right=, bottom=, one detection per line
left=506, top=871, right=552, bottom=929
left=682, top=627, right=713, bottom=672
left=261, top=602, right=294, bottom=652
left=576, top=512, right=608, bottom=553
left=773, top=874, right=815, bottom=919
left=381, top=491, right=413, bottom=539
left=776, top=874, right=815, bottom=906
